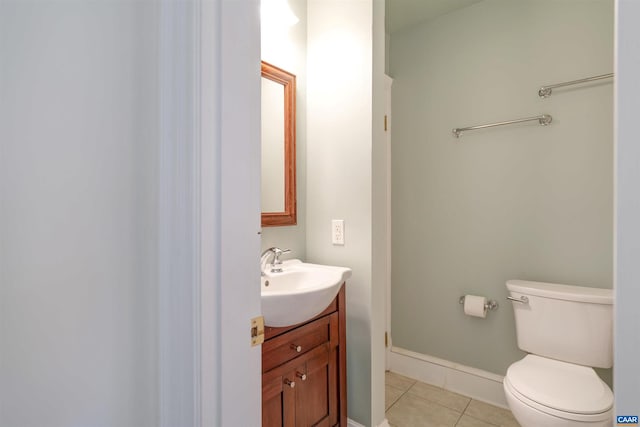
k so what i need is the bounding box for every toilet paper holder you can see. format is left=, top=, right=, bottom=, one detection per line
left=458, top=295, right=499, bottom=311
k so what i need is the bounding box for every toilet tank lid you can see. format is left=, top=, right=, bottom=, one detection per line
left=506, top=280, right=613, bottom=304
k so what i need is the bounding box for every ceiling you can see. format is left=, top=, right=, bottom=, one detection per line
left=387, top=0, right=485, bottom=34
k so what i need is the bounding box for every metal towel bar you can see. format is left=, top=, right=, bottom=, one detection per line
left=538, top=73, right=614, bottom=98
left=452, top=114, right=552, bottom=138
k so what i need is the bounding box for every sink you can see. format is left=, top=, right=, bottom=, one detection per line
left=261, top=259, right=352, bottom=327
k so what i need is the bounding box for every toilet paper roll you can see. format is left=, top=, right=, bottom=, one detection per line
left=463, top=295, right=487, bottom=318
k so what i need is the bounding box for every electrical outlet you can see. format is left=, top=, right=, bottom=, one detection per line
left=332, top=220, right=344, bottom=245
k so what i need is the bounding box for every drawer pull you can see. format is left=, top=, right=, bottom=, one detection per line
left=296, top=371, right=307, bottom=381
left=284, top=378, right=295, bottom=388
left=290, top=344, right=302, bottom=353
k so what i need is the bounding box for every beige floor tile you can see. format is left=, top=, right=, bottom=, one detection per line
left=455, top=414, right=496, bottom=427
left=408, top=381, right=471, bottom=413
left=386, top=371, right=417, bottom=392
left=386, top=393, right=462, bottom=427
left=386, top=385, right=406, bottom=410
left=464, top=400, right=520, bottom=427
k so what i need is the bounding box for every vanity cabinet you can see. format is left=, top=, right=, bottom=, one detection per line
left=262, top=285, right=347, bottom=427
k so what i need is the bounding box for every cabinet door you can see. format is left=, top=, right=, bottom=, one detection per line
left=263, top=367, right=297, bottom=427
left=295, top=348, right=338, bottom=427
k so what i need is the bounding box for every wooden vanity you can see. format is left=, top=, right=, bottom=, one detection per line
left=262, top=284, right=347, bottom=427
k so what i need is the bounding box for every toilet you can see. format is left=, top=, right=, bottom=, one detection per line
left=504, top=280, right=614, bottom=427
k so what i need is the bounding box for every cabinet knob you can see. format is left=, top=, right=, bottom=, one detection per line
left=290, top=344, right=302, bottom=353
left=296, top=371, right=307, bottom=381
left=284, top=378, right=296, bottom=388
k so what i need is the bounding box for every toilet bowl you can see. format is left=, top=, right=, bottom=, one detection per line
left=503, top=355, right=613, bottom=427
left=504, top=280, right=614, bottom=427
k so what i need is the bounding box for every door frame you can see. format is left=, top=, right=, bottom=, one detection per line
left=384, top=74, right=393, bottom=370
left=158, top=1, right=262, bottom=426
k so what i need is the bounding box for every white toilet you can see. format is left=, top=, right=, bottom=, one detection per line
left=504, top=280, right=614, bottom=427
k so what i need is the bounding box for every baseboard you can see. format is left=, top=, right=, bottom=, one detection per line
left=389, top=346, right=508, bottom=409
left=347, top=418, right=390, bottom=427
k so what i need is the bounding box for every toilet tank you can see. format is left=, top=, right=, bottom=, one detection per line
left=506, top=280, right=613, bottom=369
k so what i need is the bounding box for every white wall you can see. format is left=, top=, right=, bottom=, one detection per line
left=389, top=0, right=613, bottom=379
left=306, top=0, right=376, bottom=424
left=0, top=1, right=159, bottom=425
left=614, top=0, right=640, bottom=415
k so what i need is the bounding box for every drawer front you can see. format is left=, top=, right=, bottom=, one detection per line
left=263, top=314, right=337, bottom=373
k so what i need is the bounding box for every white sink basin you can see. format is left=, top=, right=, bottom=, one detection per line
left=261, top=259, right=352, bottom=327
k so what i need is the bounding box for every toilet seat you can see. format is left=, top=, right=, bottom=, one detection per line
left=505, top=355, right=613, bottom=422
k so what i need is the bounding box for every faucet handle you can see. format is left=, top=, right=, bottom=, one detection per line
left=272, top=248, right=291, bottom=265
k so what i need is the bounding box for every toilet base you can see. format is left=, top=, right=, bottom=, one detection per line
left=504, top=383, right=613, bottom=427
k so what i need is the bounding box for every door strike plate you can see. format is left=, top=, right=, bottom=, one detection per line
left=251, top=316, right=265, bottom=346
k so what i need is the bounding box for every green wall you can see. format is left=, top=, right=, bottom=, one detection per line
left=389, top=0, right=613, bottom=377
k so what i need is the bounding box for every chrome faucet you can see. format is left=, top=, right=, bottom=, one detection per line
left=260, top=247, right=291, bottom=275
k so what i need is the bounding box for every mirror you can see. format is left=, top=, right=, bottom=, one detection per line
left=261, top=61, right=296, bottom=226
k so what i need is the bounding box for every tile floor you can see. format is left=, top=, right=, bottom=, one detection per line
left=385, top=372, right=521, bottom=427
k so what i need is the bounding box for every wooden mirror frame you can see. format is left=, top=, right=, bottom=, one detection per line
left=261, top=61, right=297, bottom=226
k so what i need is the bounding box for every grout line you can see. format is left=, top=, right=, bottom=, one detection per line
left=386, top=371, right=417, bottom=393
left=384, top=385, right=406, bottom=413
left=454, top=402, right=470, bottom=426
left=385, top=382, right=413, bottom=412
left=386, top=383, right=408, bottom=393
left=461, top=398, right=472, bottom=414
left=459, top=413, right=501, bottom=427
left=453, top=410, right=464, bottom=427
